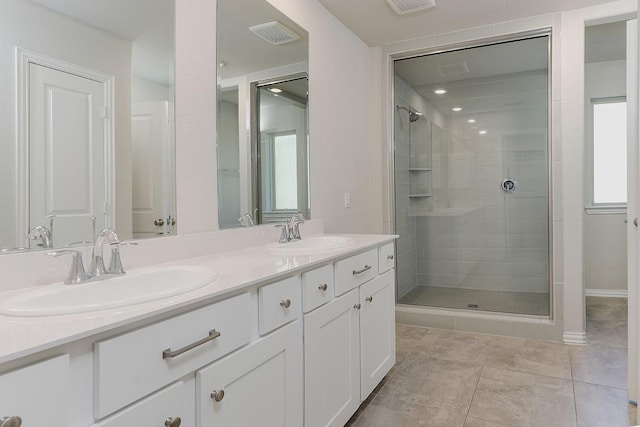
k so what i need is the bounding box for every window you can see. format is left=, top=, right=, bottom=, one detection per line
left=271, top=132, right=298, bottom=210
left=589, top=98, right=627, bottom=212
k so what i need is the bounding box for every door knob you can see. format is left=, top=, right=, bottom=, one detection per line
left=211, top=389, right=225, bottom=402
left=164, top=417, right=181, bottom=427
left=0, top=417, right=22, bottom=427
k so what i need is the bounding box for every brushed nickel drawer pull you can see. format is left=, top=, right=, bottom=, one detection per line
left=387, top=255, right=394, bottom=260
left=211, top=389, right=225, bottom=402
left=162, top=329, right=221, bottom=359
left=280, top=299, right=291, bottom=308
left=354, top=303, right=361, bottom=310
left=318, top=283, right=328, bottom=291
left=365, top=296, right=373, bottom=302
left=165, top=417, right=182, bottom=427
left=352, top=265, right=372, bottom=275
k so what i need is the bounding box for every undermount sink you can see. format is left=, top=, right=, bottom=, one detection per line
left=266, top=235, right=356, bottom=255
left=0, top=265, right=218, bottom=317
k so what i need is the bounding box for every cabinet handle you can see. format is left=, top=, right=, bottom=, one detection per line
left=164, top=417, right=182, bottom=427
left=211, top=389, right=225, bottom=402
left=0, top=417, right=22, bottom=427
left=318, top=283, right=328, bottom=291
left=352, top=265, right=372, bottom=275
left=280, top=299, right=291, bottom=308
left=354, top=303, right=361, bottom=310
left=162, top=329, right=221, bottom=359
left=387, top=254, right=394, bottom=260
left=366, top=296, right=373, bottom=303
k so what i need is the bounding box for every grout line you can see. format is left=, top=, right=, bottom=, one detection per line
left=463, top=363, right=486, bottom=425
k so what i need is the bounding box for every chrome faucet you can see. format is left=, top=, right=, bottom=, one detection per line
left=276, top=212, right=306, bottom=243
left=237, top=212, right=255, bottom=227
left=90, top=228, right=121, bottom=278
left=27, top=225, right=53, bottom=249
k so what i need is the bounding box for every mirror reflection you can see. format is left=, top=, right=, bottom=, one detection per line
left=0, top=0, right=176, bottom=252
left=216, top=0, right=309, bottom=229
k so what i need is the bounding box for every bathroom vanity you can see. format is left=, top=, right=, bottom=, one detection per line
left=0, top=227, right=396, bottom=427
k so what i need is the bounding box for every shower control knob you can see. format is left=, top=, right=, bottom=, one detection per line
left=500, top=178, right=518, bottom=193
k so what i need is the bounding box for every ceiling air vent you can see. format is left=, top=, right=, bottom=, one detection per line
left=249, top=21, right=300, bottom=45
left=385, top=0, right=436, bottom=15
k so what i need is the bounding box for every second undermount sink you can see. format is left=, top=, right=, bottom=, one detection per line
left=266, top=235, right=356, bottom=255
left=0, top=265, right=218, bottom=317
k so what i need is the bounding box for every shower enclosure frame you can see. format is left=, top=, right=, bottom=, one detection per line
left=389, top=28, right=555, bottom=320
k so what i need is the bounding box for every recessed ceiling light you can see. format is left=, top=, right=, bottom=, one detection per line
left=269, top=88, right=282, bottom=93
left=434, top=88, right=447, bottom=95
left=468, top=118, right=476, bottom=123
left=452, top=107, right=462, bottom=112
left=479, top=130, right=487, bottom=135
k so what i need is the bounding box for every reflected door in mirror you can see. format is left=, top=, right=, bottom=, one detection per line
left=29, top=63, right=107, bottom=247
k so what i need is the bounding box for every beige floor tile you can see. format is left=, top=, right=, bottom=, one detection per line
left=467, top=367, right=576, bottom=426
left=570, top=345, right=627, bottom=389
left=377, top=354, right=483, bottom=414
left=586, top=318, right=627, bottom=348
left=351, top=394, right=467, bottom=427
left=463, top=416, right=511, bottom=427
left=485, top=335, right=572, bottom=379
left=574, top=381, right=632, bottom=427
left=586, top=297, right=627, bottom=322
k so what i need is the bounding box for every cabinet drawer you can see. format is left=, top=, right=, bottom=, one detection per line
left=378, top=243, right=395, bottom=273
left=334, top=249, right=378, bottom=296
left=92, top=382, right=185, bottom=427
left=259, top=276, right=301, bottom=335
left=302, top=264, right=334, bottom=313
left=0, top=355, right=69, bottom=427
left=95, top=292, right=251, bottom=418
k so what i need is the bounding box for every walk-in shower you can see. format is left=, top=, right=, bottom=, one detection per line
left=393, top=34, right=552, bottom=317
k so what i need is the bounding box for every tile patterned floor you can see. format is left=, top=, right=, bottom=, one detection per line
left=346, top=297, right=637, bottom=426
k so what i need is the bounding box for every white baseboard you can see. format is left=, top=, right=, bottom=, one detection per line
left=585, top=289, right=628, bottom=298
left=563, top=331, right=587, bottom=345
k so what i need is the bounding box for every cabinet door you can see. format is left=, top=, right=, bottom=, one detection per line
left=197, top=320, right=302, bottom=427
left=0, top=355, right=69, bottom=427
left=360, top=270, right=396, bottom=400
left=304, top=289, right=360, bottom=427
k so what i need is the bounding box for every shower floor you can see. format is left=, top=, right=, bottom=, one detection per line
left=398, top=285, right=550, bottom=316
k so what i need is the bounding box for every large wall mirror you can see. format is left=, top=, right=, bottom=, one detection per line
left=217, top=0, right=309, bottom=229
left=0, top=0, right=175, bottom=252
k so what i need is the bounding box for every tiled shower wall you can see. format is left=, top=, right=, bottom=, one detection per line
left=395, top=70, right=550, bottom=300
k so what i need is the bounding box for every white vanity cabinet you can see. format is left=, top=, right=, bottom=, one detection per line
left=0, top=354, right=70, bottom=427
left=196, top=320, right=303, bottom=426
left=304, top=246, right=396, bottom=427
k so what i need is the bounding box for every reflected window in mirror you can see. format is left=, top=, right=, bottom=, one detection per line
left=216, top=0, right=309, bottom=229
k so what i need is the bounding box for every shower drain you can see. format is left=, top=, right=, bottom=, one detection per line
left=467, top=304, right=479, bottom=309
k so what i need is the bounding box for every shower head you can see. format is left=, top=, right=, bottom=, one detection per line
left=396, top=105, right=423, bottom=122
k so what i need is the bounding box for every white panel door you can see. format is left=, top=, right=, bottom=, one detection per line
left=29, top=63, right=106, bottom=247
left=360, top=270, right=396, bottom=400
left=304, top=289, right=360, bottom=427
left=132, top=102, right=172, bottom=238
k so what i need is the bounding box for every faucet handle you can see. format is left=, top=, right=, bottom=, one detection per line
left=275, top=224, right=289, bottom=243
left=108, top=241, right=138, bottom=274
left=47, top=249, right=87, bottom=284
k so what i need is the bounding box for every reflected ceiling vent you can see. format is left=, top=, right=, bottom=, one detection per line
left=385, top=0, right=436, bottom=15
left=249, top=21, right=300, bottom=45
left=437, top=61, right=470, bottom=77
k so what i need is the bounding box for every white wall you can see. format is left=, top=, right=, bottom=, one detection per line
left=584, top=59, right=628, bottom=293
left=0, top=0, right=132, bottom=248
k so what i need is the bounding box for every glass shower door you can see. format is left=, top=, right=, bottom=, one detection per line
left=394, top=35, right=551, bottom=316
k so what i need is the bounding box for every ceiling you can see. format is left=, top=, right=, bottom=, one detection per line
left=317, top=0, right=622, bottom=47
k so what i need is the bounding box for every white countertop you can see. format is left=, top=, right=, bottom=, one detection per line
left=0, top=233, right=395, bottom=364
